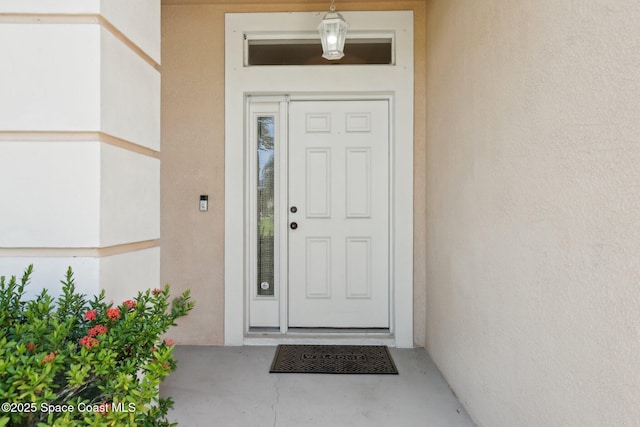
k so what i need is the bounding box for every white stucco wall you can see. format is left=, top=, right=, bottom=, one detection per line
left=0, top=0, right=100, bottom=14
left=425, top=1, right=640, bottom=426
left=0, top=141, right=100, bottom=247
left=0, top=0, right=160, bottom=63
left=0, top=24, right=101, bottom=132
left=0, top=258, right=99, bottom=301
left=0, top=248, right=159, bottom=303
left=0, top=4, right=161, bottom=301
left=0, top=23, right=159, bottom=147
left=100, top=144, right=160, bottom=247
left=100, top=247, right=161, bottom=304
left=100, top=0, right=161, bottom=63
left=100, top=27, right=161, bottom=150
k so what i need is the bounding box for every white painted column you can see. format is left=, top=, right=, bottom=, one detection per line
left=0, top=1, right=161, bottom=301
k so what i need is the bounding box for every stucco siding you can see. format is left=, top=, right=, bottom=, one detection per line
left=161, top=1, right=427, bottom=345
left=0, top=3, right=161, bottom=308
left=425, top=1, right=640, bottom=425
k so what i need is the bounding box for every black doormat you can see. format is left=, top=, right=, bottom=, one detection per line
left=269, top=345, right=398, bottom=374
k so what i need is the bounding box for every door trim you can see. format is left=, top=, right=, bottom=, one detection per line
left=224, top=11, right=414, bottom=347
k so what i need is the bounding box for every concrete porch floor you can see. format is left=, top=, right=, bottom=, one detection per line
left=161, top=346, right=477, bottom=427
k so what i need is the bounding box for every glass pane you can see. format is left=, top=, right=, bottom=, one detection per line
left=248, top=38, right=393, bottom=66
left=257, top=116, right=275, bottom=296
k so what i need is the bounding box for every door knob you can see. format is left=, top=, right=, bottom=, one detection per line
left=290, top=206, right=298, bottom=213
left=290, top=222, right=298, bottom=230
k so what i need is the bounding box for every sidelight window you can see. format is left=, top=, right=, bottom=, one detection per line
left=256, top=116, right=275, bottom=297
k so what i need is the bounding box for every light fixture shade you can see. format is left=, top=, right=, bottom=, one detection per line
left=318, top=11, right=349, bottom=60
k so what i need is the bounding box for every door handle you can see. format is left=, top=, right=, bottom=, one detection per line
left=290, top=222, right=298, bottom=230
left=290, top=206, right=298, bottom=213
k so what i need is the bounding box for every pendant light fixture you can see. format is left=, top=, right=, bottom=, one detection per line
left=317, top=0, right=349, bottom=60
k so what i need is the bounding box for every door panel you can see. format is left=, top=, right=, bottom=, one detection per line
left=288, top=100, right=389, bottom=328
left=305, top=149, right=331, bottom=217
left=305, top=237, right=331, bottom=298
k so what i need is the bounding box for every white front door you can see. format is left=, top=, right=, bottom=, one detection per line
left=288, top=100, right=390, bottom=328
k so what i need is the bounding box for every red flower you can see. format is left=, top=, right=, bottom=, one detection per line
left=123, top=299, right=136, bottom=311
left=152, top=288, right=162, bottom=296
left=42, top=352, right=56, bottom=364
left=106, top=307, right=120, bottom=320
left=164, top=338, right=175, bottom=346
left=84, top=309, right=97, bottom=321
left=26, top=341, right=35, bottom=352
left=88, top=325, right=108, bottom=337
left=79, top=335, right=99, bottom=349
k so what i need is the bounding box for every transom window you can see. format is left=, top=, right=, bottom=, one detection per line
left=244, top=32, right=394, bottom=66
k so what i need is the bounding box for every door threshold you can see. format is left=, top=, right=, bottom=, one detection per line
left=244, top=327, right=395, bottom=347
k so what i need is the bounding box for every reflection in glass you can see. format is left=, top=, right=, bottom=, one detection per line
left=257, top=116, right=275, bottom=296
left=247, top=38, right=393, bottom=65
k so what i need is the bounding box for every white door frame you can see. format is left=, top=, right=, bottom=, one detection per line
left=224, top=11, right=414, bottom=347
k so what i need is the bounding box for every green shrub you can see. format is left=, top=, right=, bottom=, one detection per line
left=0, top=265, right=194, bottom=427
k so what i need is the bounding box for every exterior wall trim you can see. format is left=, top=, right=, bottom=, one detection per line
left=0, top=240, right=159, bottom=258
left=0, top=131, right=159, bottom=159
left=0, top=13, right=159, bottom=70
left=224, top=11, right=414, bottom=347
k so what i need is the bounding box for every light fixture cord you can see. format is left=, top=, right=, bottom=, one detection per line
left=330, top=0, right=336, bottom=12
